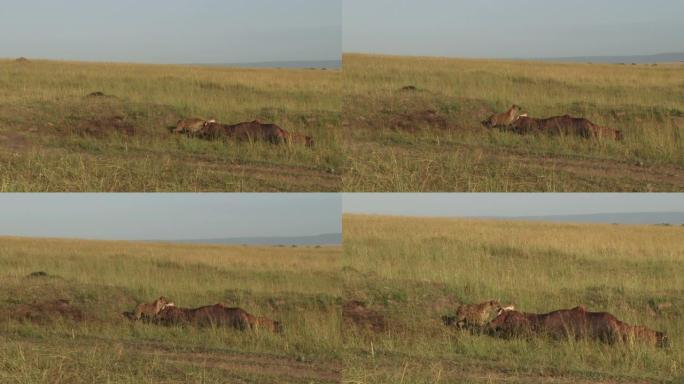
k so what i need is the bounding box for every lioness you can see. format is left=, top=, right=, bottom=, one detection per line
left=445, top=300, right=503, bottom=330
left=624, top=325, right=668, bottom=347
left=254, top=316, right=284, bottom=333
left=174, top=118, right=215, bottom=136
left=133, top=296, right=173, bottom=321
left=287, top=132, right=315, bottom=147
left=482, top=105, right=523, bottom=128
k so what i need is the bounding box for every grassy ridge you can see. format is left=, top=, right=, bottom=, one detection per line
left=342, top=214, right=684, bottom=383
left=0, top=237, right=341, bottom=383
left=343, top=54, right=684, bottom=192
left=0, top=59, right=342, bottom=191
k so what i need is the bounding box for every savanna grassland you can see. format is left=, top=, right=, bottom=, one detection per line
left=342, top=214, right=684, bottom=383
left=0, top=237, right=341, bottom=383
left=343, top=54, right=684, bottom=192
left=0, top=59, right=341, bottom=191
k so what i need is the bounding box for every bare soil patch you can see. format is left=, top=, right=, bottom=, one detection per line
left=0, top=132, right=29, bottom=151
left=347, top=96, right=495, bottom=133
left=388, top=109, right=452, bottom=131
left=74, top=115, right=136, bottom=137
left=38, top=97, right=183, bottom=138
left=343, top=300, right=387, bottom=332
left=5, top=299, right=85, bottom=324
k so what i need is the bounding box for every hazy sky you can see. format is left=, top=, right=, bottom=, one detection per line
left=344, top=0, right=684, bottom=58
left=343, top=194, right=684, bottom=217
left=0, top=0, right=341, bottom=64
left=0, top=194, right=341, bottom=241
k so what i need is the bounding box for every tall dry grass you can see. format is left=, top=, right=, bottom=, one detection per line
left=0, top=236, right=342, bottom=383
left=343, top=214, right=684, bottom=383
left=0, top=59, right=342, bottom=191
left=344, top=54, right=684, bottom=192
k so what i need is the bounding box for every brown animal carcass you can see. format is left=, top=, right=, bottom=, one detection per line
left=194, top=120, right=226, bottom=140
left=511, top=115, right=623, bottom=140
left=153, top=304, right=282, bottom=333
left=199, top=120, right=287, bottom=144
left=486, top=306, right=667, bottom=347
left=225, top=120, right=289, bottom=144
left=12, top=299, right=84, bottom=324
left=198, top=120, right=313, bottom=147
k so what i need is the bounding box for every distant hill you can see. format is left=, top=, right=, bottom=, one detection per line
left=169, top=233, right=342, bottom=246
left=194, top=60, right=341, bottom=69
left=533, top=52, right=684, bottom=64
left=504, top=212, right=684, bottom=225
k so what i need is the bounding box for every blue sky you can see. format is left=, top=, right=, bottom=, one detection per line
left=0, top=194, right=341, bottom=240
left=344, top=0, right=684, bottom=58
left=0, top=0, right=341, bottom=64
left=343, top=194, right=684, bottom=218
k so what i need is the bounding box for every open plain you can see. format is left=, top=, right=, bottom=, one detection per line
left=0, top=236, right=341, bottom=383
left=0, top=59, right=341, bottom=191
left=343, top=54, right=684, bottom=192
left=342, top=214, right=683, bottom=383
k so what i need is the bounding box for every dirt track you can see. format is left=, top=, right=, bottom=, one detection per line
left=4, top=337, right=340, bottom=384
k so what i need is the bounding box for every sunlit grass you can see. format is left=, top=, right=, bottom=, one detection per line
left=0, top=59, right=342, bottom=191
left=342, top=214, right=684, bottom=383
left=0, top=236, right=342, bottom=383
left=343, top=53, right=684, bottom=192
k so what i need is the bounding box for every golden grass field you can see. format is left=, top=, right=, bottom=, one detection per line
left=0, top=59, right=342, bottom=192
left=343, top=54, right=684, bottom=192
left=4, top=55, right=683, bottom=192
left=342, top=214, right=684, bottom=383
left=0, top=237, right=341, bottom=383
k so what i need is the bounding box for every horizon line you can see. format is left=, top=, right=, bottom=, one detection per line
left=342, top=51, right=684, bottom=61
left=343, top=211, right=684, bottom=224
left=0, top=233, right=343, bottom=245
left=1, top=56, right=342, bottom=67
